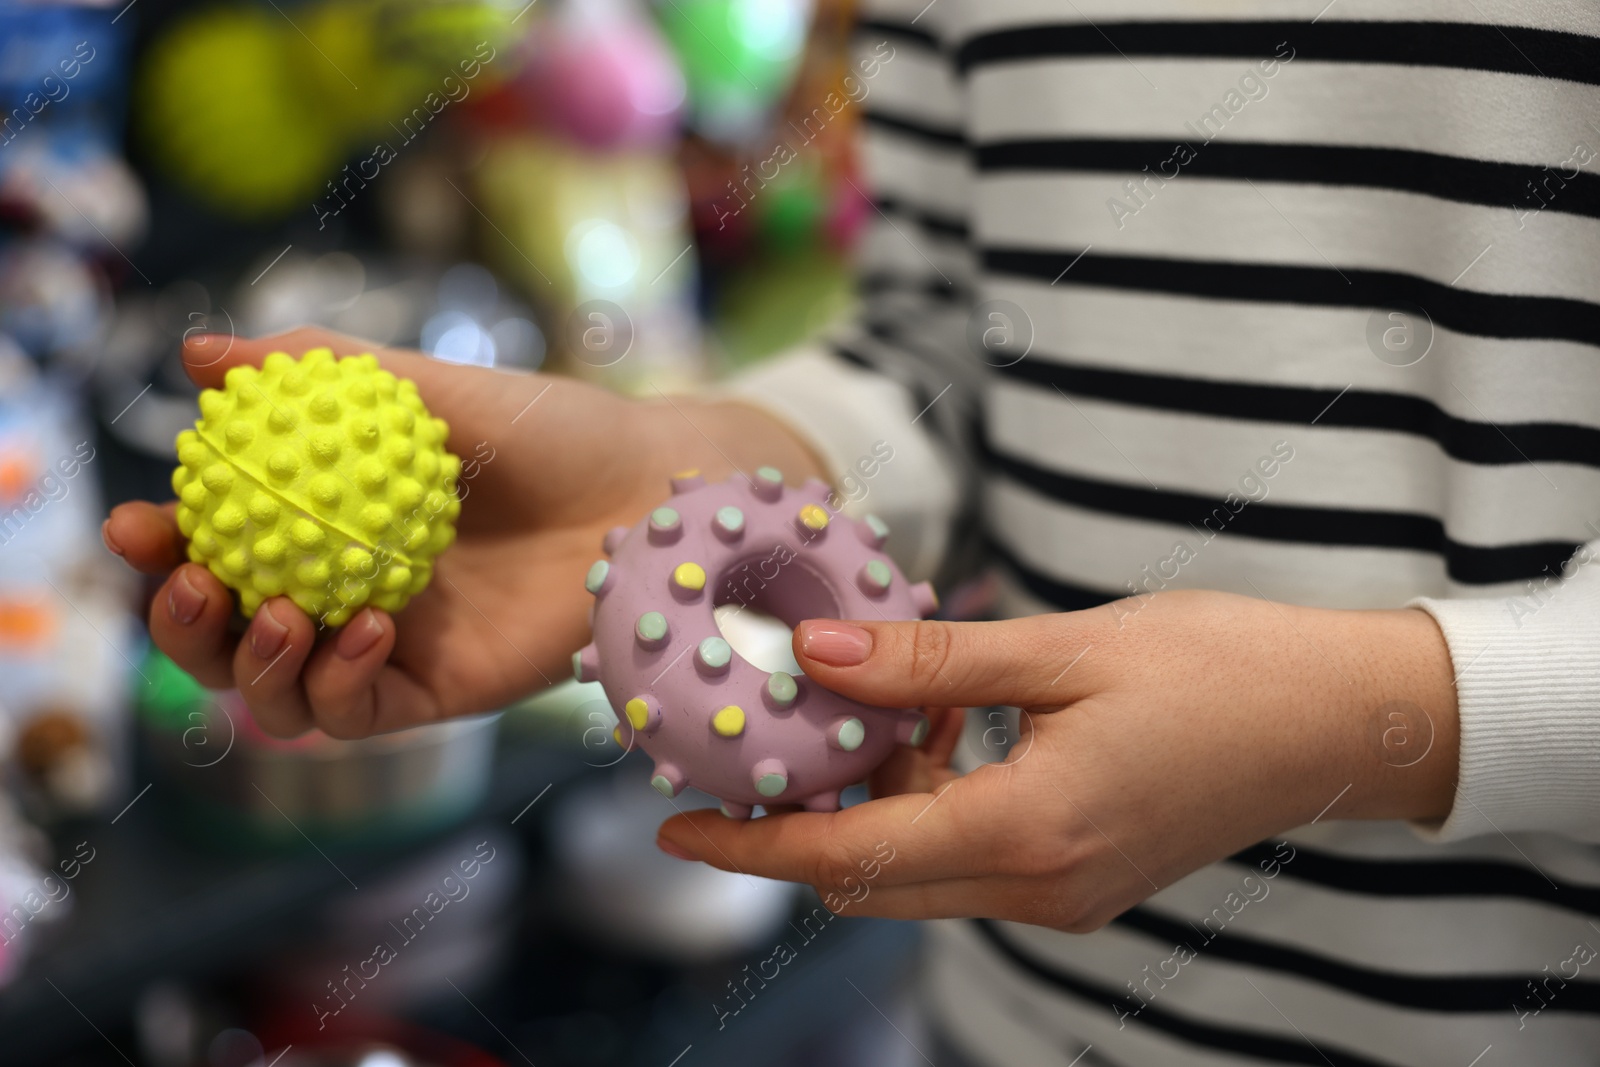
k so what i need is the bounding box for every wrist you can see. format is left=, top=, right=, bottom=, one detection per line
left=1307, top=604, right=1461, bottom=824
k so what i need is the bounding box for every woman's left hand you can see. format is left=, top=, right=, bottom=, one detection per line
left=655, top=589, right=1460, bottom=931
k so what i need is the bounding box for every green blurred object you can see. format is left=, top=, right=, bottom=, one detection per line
left=498, top=678, right=614, bottom=741
left=372, top=0, right=523, bottom=70
left=135, top=647, right=209, bottom=734
left=300, top=0, right=520, bottom=130
left=654, top=0, right=810, bottom=140
left=713, top=245, right=853, bottom=367
left=137, top=0, right=525, bottom=217
left=473, top=134, right=706, bottom=390
left=758, top=174, right=828, bottom=254
left=137, top=7, right=345, bottom=215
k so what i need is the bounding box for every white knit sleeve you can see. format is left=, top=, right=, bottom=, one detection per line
left=709, top=0, right=977, bottom=584
left=1408, top=537, right=1600, bottom=843
left=714, top=345, right=959, bottom=583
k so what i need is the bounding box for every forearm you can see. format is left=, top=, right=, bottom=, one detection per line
left=1090, top=590, right=1461, bottom=835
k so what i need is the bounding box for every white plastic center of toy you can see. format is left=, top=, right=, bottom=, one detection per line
left=711, top=552, right=839, bottom=674
left=713, top=605, right=803, bottom=674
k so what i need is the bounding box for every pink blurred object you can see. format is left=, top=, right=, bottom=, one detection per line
left=526, top=0, right=685, bottom=150
left=824, top=172, right=872, bottom=251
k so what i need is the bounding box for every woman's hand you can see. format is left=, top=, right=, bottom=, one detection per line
left=104, top=326, right=826, bottom=739
left=655, top=589, right=1460, bottom=931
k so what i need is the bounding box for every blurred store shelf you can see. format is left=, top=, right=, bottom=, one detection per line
left=0, top=734, right=923, bottom=1067
left=0, top=737, right=584, bottom=1060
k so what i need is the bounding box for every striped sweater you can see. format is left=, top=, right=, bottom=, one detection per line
left=727, top=1, right=1600, bottom=1064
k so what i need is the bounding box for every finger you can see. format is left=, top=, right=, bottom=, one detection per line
left=147, top=564, right=239, bottom=689
left=868, top=748, right=962, bottom=800
left=793, top=615, right=1097, bottom=710
left=180, top=326, right=382, bottom=387
left=868, top=708, right=965, bottom=798
left=301, top=609, right=442, bottom=739
left=925, top=705, right=966, bottom=766
left=656, top=776, right=999, bottom=891
left=104, top=502, right=186, bottom=575
left=231, top=598, right=316, bottom=737
left=179, top=325, right=552, bottom=440
left=302, top=608, right=394, bottom=738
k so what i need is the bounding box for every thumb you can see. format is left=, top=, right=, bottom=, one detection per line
left=178, top=325, right=555, bottom=440
left=792, top=615, right=1096, bottom=710
left=180, top=325, right=384, bottom=387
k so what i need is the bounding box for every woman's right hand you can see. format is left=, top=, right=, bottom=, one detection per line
left=104, top=326, right=826, bottom=740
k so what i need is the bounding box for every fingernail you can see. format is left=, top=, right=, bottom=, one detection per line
left=657, top=837, right=698, bottom=861
left=249, top=601, right=289, bottom=660
left=336, top=609, right=384, bottom=660
left=168, top=571, right=206, bottom=625
left=799, top=621, right=872, bottom=667
left=100, top=520, right=124, bottom=557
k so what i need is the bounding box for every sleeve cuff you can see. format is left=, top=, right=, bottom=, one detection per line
left=1409, top=575, right=1600, bottom=844
left=710, top=346, right=959, bottom=581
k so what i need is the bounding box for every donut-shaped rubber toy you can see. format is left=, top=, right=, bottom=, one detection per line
left=574, top=468, right=938, bottom=818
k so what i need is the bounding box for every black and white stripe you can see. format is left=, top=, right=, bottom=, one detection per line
left=833, top=1, right=1600, bottom=1063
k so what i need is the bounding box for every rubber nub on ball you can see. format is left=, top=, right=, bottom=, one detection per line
left=171, top=348, right=461, bottom=626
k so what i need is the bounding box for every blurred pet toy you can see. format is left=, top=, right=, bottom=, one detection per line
left=137, top=0, right=524, bottom=217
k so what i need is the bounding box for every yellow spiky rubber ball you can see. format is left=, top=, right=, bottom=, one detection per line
left=172, top=348, right=461, bottom=626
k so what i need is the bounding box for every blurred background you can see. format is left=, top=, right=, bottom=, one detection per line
left=0, top=0, right=932, bottom=1063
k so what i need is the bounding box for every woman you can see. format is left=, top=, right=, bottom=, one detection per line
left=108, top=2, right=1600, bottom=1062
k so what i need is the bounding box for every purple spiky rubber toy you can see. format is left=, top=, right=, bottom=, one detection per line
left=574, top=467, right=938, bottom=818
